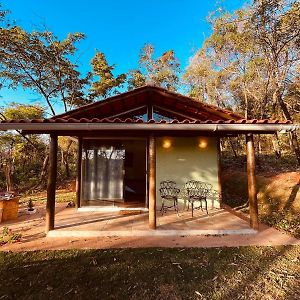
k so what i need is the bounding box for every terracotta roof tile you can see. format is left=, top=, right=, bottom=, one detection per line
left=0, top=118, right=293, bottom=125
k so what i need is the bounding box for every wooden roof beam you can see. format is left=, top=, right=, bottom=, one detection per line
left=153, top=105, right=197, bottom=121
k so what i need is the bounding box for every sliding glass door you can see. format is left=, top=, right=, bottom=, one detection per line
left=81, top=139, right=147, bottom=208
left=81, top=140, right=125, bottom=205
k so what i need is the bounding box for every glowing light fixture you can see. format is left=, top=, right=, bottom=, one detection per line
left=198, top=139, right=208, bottom=149
left=162, top=138, right=172, bottom=149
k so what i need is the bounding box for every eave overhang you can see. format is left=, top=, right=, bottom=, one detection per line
left=0, top=122, right=298, bottom=134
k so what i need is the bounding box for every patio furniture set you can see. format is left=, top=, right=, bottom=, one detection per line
left=159, top=180, right=218, bottom=217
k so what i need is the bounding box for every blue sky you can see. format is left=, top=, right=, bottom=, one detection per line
left=1, top=0, right=246, bottom=114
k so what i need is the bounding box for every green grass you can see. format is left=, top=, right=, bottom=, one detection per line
left=19, top=190, right=76, bottom=205
left=0, top=246, right=299, bottom=299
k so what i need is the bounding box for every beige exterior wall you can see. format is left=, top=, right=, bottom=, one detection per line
left=156, top=136, right=220, bottom=209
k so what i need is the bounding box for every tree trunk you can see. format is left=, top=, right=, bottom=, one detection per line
left=274, top=90, right=300, bottom=166
left=255, top=136, right=262, bottom=169
left=257, top=135, right=262, bottom=155
left=4, top=164, right=13, bottom=191
left=30, top=154, right=49, bottom=191
left=271, top=133, right=281, bottom=158
left=289, top=131, right=300, bottom=165
left=41, top=154, right=49, bottom=178
left=62, top=140, right=72, bottom=178
left=229, top=139, right=238, bottom=158
left=243, top=84, right=248, bottom=119
left=65, top=156, right=70, bottom=178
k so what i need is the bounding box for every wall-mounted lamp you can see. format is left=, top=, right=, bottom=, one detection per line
left=198, top=139, right=208, bottom=149
left=162, top=138, right=172, bottom=149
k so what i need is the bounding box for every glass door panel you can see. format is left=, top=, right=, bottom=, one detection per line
left=82, top=141, right=125, bottom=206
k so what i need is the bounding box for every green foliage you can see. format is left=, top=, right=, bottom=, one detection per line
left=0, top=104, right=47, bottom=191
left=0, top=131, right=46, bottom=190
left=0, top=226, right=22, bottom=245
left=0, top=105, right=78, bottom=191
left=128, top=43, right=180, bottom=91
left=1, top=103, right=45, bottom=120
left=20, top=190, right=76, bottom=204
left=0, top=26, right=90, bottom=114
left=184, top=0, right=300, bottom=121
left=127, top=69, right=146, bottom=90
left=90, top=51, right=126, bottom=99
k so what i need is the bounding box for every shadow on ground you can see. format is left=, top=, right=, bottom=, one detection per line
left=0, top=246, right=299, bottom=300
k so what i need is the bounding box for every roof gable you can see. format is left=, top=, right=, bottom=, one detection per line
left=53, top=86, right=243, bottom=121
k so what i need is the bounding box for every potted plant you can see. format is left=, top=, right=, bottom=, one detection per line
left=27, top=199, right=36, bottom=214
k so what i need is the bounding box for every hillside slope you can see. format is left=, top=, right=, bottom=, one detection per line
left=222, top=170, right=300, bottom=238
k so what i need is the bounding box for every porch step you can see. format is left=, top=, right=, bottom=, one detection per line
left=77, top=206, right=148, bottom=212
left=47, top=228, right=257, bottom=238
left=119, top=210, right=143, bottom=215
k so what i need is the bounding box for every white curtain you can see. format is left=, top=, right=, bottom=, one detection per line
left=82, top=144, right=125, bottom=203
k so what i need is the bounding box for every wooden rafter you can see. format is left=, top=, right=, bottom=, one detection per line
left=51, top=86, right=243, bottom=122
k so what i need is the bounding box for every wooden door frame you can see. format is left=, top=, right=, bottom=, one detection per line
left=79, top=136, right=148, bottom=210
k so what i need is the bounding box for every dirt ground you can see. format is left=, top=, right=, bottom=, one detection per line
left=1, top=170, right=299, bottom=252
left=0, top=203, right=299, bottom=252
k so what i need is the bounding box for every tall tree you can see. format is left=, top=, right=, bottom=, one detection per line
left=184, top=8, right=268, bottom=115
left=0, top=26, right=90, bottom=115
left=128, top=44, right=180, bottom=91
left=89, top=51, right=126, bottom=99
left=251, top=0, right=300, bottom=163
left=0, top=104, right=46, bottom=191
left=184, top=1, right=300, bottom=164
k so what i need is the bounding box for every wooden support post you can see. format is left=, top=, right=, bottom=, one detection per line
left=75, top=137, right=82, bottom=209
left=147, top=103, right=153, bottom=121
left=217, top=137, right=222, bottom=207
left=148, top=134, right=156, bottom=229
left=246, top=134, right=259, bottom=230
left=46, top=134, right=58, bottom=233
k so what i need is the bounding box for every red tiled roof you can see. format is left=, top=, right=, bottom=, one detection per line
left=51, top=86, right=244, bottom=121
left=0, top=118, right=293, bottom=124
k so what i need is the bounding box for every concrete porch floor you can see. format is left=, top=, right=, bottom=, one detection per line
left=48, top=206, right=256, bottom=237
left=1, top=202, right=299, bottom=251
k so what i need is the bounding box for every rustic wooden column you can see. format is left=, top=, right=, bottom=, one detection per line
left=147, top=104, right=153, bottom=120
left=148, top=134, right=156, bottom=229
left=46, top=134, right=58, bottom=233
left=216, top=137, right=222, bottom=207
left=75, top=137, right=82, bottom=209
left=246, top=134, right=259, bottom=230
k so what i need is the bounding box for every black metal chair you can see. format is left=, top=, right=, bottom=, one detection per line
left=159, top=181, right=180, bottom=215
left=185, top=180, right=212, bottom=216
left=207, top=189, right=221, bottom=209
